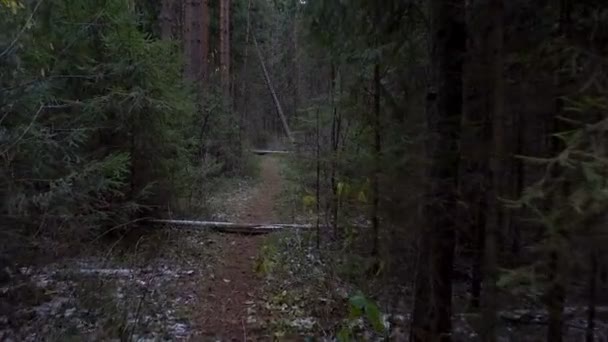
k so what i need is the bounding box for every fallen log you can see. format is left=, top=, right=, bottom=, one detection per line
left=250, top=149, right=292, bottom=155
left=149, top=219, right=368, bottom=234
left=149, top=219, right=316, bottom=234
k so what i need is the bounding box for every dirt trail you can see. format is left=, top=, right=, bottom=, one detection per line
left=198, top=156, right=282, bottom=340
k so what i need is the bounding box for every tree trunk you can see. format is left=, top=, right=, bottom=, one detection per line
left=201, top=0, right=210, bottom=83
left=219, top=0, right=231, bottom=96
left=330, top=64, right=341, bottom=239
left=483, top=0, right=505, bottom=339
left=189, top=0, right=203, bottom=83
left=371, top=63, right=381, bottom=257
left=159, top=0, right=174, bottom=40
left=182, top=1, right=193, bottom=80
left=292, top=4, right=299, bottom=123
left=546, top=251, right=566, bottom=342
left=315, top=108, right=321, bottom=249
left=546, top=1, right=572, bottom=340
left=410, top=0, right=465, bottom=340
left=238, top=0, right=252, bottom=155
left=586, top=251, right=598, bottom=342
left=462, top=0, right=489, bottom=310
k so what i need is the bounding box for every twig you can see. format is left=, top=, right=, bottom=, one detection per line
left=128, top=289, right=147, bottom=341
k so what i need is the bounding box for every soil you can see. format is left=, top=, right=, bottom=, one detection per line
left=196, top=156, right=282, bottom=340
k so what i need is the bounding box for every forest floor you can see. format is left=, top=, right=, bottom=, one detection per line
left=3, top=155, right=605, bottom=341
left=195, top=156, right=281, bottom=340
left=0, top=157, right=286, bottom=341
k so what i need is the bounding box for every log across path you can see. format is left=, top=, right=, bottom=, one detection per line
left=195, top=155, right=283, bottom=339
left=150, top=219, right=315, bottom=234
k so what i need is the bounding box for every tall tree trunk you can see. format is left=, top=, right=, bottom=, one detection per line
left=370, top=63, right=381, bottom=257
left=511, top=109, right=524, bottom=256
left=315, top=108, right=321, bottom=249
left=292, top=4, right=299, bottom=123
left=159, top=0, right=174, bottom=40
left=483, top=0, right=505, bottom=340
left=586, top=251, right=598, bottom=342
left=462, top=0, right=489, bottom=310
left=330, top=64, right=341, bottom=239
left=410, top=0, right=465, bottom=340
left=546, top=1, right=572, bottom=340
left=182, top=1, right=193, bottom=80
left=219, top=0, right=231, bottom=97
left=546, top=250, right=566, bottom=342
left=238, top=0, right=252, bottom=153
left=190, top=0, right=203, bottom=83
left=201, top=0, right=210, bottom=83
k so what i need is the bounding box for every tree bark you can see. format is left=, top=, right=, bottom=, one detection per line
left=238, top=0, right=253, bottom=152
left=159, top=0, right=174, bottom=40
left=182, top=1, right=193, bottom=80
left=410, top=0, right=465, bottom=340
left=292, top=4, right=299, bottom=123
left=371, top=63, right=381, bottom=257
left=201, top=0, right=210, bottom=83
left=219, top=0, right=231, bottom=96
left=330, top=64, right=341, bottom=239
left=315, top=108, right=321, bottom=248
left=483, top=0, right=505, bottom=339
left=189, top=0, right=203, bottom=83
left=546, top=1, right=572, bottom=340
left=586, top=252, right=598, bottom=342
left=462, top=0, right=489, bottom=310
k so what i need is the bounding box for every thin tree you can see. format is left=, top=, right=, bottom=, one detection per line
left=371, top=63, right=381, bottom=257
left=330, top=64, right=342, bottom=239
left=316, top=108, right=321, bottom=249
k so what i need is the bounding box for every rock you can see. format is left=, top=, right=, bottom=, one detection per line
left=171, top=322, right=188, bottom=336
left=290, top=317, right=316, bottom=330
left=64, top=308, right=76, bottom=318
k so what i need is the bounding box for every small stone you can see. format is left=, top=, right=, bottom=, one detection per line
left=64, top=308, right=76, bottom=318
left=171, top=323, right=188, bottom=336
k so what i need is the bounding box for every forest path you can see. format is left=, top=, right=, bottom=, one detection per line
left=197, top=156, right=282, bottom=340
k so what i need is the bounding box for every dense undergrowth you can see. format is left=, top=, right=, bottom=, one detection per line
left=0, top=0, right=253, bottom=265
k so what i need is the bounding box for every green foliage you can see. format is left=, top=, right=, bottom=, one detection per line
left=337, top=292, right=385, bottom=341
left=0, top=0, right=200, bottom=253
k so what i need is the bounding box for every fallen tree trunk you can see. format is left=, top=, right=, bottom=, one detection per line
left=253, top=33, right=295, bottom=143
left=149, top=219, right=367, bottom=234
left=149, top=219, right=315, bottom=234
left=250, top=149, right=292, bottom=155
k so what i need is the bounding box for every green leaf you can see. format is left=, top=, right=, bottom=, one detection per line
left=365, top=300, right=384, bottom=333
left=337, top=326, right=352, bottom=342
